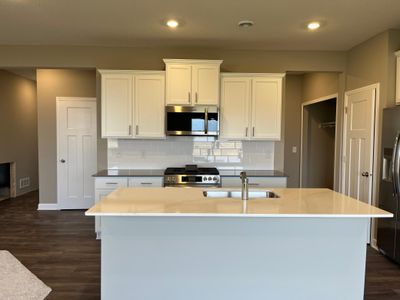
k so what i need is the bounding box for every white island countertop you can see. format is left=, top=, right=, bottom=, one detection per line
left=85, top=187, right=392, bottom=218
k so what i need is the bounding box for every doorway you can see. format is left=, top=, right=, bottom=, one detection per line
left=301, top=95, right=338, bottom=188
left=57, top=97, right=97, bottom=209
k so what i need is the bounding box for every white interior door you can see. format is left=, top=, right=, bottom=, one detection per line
left=57, top=98, right=97, bottom=209
left=343, top=86, right=376, bottom=242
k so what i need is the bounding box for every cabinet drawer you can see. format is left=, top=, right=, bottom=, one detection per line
left=128, top=177, right=163, bottom=187
left=221, top=177, right=287, bottom=188
left=95, top=177, right=128, bottom=189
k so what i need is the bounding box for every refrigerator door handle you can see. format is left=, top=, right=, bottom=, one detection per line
left=392, top=132, right=400, bottom=195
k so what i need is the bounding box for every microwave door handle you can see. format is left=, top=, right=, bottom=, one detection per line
left=204, top=108, right=208, bottom=134
left=392, top=132, right=400, bottom=195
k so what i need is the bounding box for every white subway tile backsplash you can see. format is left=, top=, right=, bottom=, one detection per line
left=108, top=137, right=275, bottom=170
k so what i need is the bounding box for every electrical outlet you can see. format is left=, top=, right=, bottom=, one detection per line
left=292, top=146, right=297, bottom=153
left=19, top=177, right=30, bottom=189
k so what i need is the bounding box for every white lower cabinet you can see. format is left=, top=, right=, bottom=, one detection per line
left=94, top=176, right=163, bottom=238
left=221, top=177, right=287, bottom=188
left=94, top=177, right=128, bottom=239
left=128, top=177, right=163, bottom=188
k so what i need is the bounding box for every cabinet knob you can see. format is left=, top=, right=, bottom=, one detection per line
left=60, top=159, right=66, bottom=163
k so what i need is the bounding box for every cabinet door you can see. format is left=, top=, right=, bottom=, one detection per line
left=134, top=74, right=165, bottom=138
left=101, top=74, right=133, bottom=138
left=251, top=77, right=282, bottom=140
left=221, top=177, right=287, bottom=188
left=128, top=177, right=163, bottom=187
left=165, top=64, right=192, bottom=105
left=220, top=77, right=251, bottom=139
left=94, top=189, right=114, bottom=238
left=192, top=64, right=220, bottom=105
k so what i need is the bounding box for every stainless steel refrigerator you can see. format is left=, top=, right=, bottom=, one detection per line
left=378, top=106, right=400, bottom=262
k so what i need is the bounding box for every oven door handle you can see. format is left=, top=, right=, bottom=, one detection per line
left=204, top=107, right=208, bottom=134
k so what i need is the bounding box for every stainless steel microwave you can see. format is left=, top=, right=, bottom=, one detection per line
left=165, top=105, right=219, bottom=136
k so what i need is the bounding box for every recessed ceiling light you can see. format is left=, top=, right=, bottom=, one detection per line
left=307, top=22, right=320, bottom=30
left=238, top=20, right=254, bottom=28
left=166, top=20, right=179, bottom=28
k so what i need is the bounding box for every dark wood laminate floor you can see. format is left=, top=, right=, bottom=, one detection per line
left=1, top=191, right=400, bottom=299
left=0, top=191, right=100, bottom=299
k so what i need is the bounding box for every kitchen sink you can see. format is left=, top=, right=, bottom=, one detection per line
left=203, top=190, right=279, bottom=199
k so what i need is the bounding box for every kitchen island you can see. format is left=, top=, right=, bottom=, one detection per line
left=86, top=187, right=391, bottom=300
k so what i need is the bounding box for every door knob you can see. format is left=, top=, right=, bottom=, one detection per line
left=60, top=159, right=66, bottom=163
left=361, top=172, right=370, bottom=177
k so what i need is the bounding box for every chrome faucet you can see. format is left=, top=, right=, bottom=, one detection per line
left=240, top=171, right=249, bottom=200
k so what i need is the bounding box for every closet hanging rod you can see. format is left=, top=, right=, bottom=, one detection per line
left=319, top=121, right=336, bottom=129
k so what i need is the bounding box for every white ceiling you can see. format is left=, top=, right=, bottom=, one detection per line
left=0, top=0, right=399, bottom=50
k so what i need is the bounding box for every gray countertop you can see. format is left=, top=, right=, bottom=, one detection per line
left=93, top=169, right=287, bottom=178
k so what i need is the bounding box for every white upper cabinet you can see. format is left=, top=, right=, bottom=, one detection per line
left=101, top=74, right=133, bottom=138
left=100, top=70, right=165, bottom=139
left=220, top=73, right=284, bottom=141
left=192, top=64, right=220, bottom=105
left=164, top=59, right=223, bottom=106
left=251, top=77, right=282, bottom=140
left=134, top=74, right=165, bottom=138
left=165, top=63, right=192, bottom=105
left=220, top=77, right=251, bottom=139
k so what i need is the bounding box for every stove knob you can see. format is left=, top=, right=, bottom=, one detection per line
left=203, top=176, right=207, bottom=181
left=171, top=177, right=176, bottom=182
left=213, top=177, right=217, bottom=181
left=166, top=177, right=170, bottom=182
left=208, top=177, right=212, bottom=181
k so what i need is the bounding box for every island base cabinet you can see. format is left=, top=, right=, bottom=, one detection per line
left=100, top=217, right=368, bottom=300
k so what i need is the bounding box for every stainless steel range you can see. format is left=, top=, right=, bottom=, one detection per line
left=164, top=165, right=220, bottom=187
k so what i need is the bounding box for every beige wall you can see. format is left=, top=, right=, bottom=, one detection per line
left=36, top=69, right=96, bottom=204
left=283, top=75, right=302, bottom=187
left=0, top=46, right=346, bottom=73
left=302, top=72, right=340, bottom=102
left=0, top=70, right=38, bottom=195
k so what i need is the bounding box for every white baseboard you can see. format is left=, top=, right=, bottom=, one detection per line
left=371, top=238, right=378, bottom=251
left=37, top=203, right=59, bottom=210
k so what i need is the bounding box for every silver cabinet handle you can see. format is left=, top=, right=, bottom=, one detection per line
left=136, top=125, right=139, bottom=135
left=245, top=127, right=248, bottom=137
left=140, top=182, right=153, bottom=185
left=105, top=182, right=118, bottom=185
left=249, top=183, right=260, bottom=186
left=195, top=92, right=198, bottom=103
left=188, top=92, right=191, bottom=103
left=252, top=127, right=255, bottom=136
left=129, top=125, right=132, bottom=135
left=60, top=159, right=66, bottom=163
